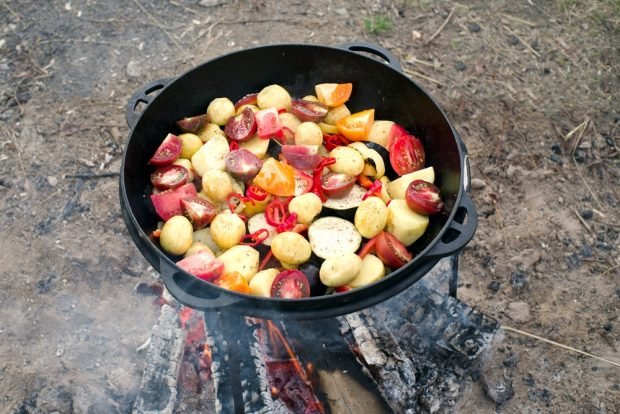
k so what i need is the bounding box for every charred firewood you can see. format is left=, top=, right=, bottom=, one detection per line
left=339, top=312, right=418, bottom=414
left=133, top=304, right=186, bottom=414
left=203, top=310, right=236, bottom=414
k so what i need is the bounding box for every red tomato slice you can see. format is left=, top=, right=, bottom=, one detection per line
left=389, top=134, right=425, bottom=176
left=271, top=269, right=310, bottom=298
left=149, top=133, right=182, bottom=166
left=255, top=108, right=283, bottom=138
left=150, top=164, right=189, bottom=190
left=177, top=253, right=223, bottom=282
left=375, top=231, right=413, bottom=269
left=180, top=196, right=217, bottom=229
left=387, top=123, right=408, bottom=150
left=336, top=109, right=374, bottom=142
left=150, top=183, right=197, bottom=221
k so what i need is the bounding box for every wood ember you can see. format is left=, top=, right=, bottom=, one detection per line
left=133, top=304, right=186, bottom=414
left=203, top=310, right=236, bottom=414
left=339, top=312, right=418, bottom=414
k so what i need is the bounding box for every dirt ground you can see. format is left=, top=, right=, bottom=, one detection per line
left=0, top=0, right=618, bottom=413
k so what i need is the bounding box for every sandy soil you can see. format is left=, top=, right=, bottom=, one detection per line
left=0, top=0, right=618, bottom=413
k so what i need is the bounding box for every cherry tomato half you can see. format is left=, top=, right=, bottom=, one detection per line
left=290, top=99, right=328, bottom=122
left=225, top=106, right=257, bottom=142
left=234, top=93, right=258, bottom=111
left=336, top=109, right=374, bottom=142
left=375, top=231, right=413, bottom=269
left=405, top=180, right=444, bottom=215
left=320, top=172, right=355, bottom=198
left=150, top=164, right=189, bottom=190
left=271, top=269, right=310, bottom=298
left=149, top=133, right=182, bottom=166
left=180, top=196, right=217, bottom=229
left=225, top=148, right=263, bottom=182
left=389, top=134, right=425, bottom=176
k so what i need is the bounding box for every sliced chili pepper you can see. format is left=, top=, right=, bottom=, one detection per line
left=323, top=133, right=350, bottom=151
left=229, top=140, right=239, bottom=151
left=310, top=157, right=336, bottom=202
left=152, top=229, right=161, bottom=238
left=276, top=212, right=297, bottom=233
left=358, top=236, right=377, bottom=258
left=357, top=174, right=374, bottom=189
left=362, top=180, right=382, bottom=201
left=240, top=228, right=270, bottom=246
left=246, top=185, right=268, bottom=202
left=258, top=249, right=274, bottom=272
left=226, top=192, right=247, bottom=214
left=265, top=199, right=286, bottom=227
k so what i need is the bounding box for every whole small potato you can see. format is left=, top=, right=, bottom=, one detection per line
left=197, top=123, right=226, bottom=142
left=201, top=169, right=233, bottom=202
left=279, top=112, right=301, bottom=133
left=257, top=84, right=292, bottom=111
left=295, top=122, right=323, bottom=146
left=302, top=95, right=319, bottom=102
left=249, top=268, right=279, bottom=297
left=159, top=216, right=193, bottom=255
left=178, top=133, right=203, bottom=159
left=319, top=253, right=362, bottom=287
left=210, top=212, right=246, bottom=249
left=207, top=97, right=235, bottom=126
left=354, top=196, right=388, bottom=239
left=271, top=232, right=311, bottom=265
left=288, top=193, right=322, bottom=225
left=367, top=120, right=394, bottom=148
left=184, top=241, right=214, bottom=258
left=328, top=146, right=365, bottom=176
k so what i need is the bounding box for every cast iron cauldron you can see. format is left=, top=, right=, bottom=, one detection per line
left=120, top=43, right=477, bottom=319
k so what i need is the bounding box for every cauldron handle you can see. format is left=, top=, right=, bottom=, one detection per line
left=423, top=191, right=478, bottom=261
left=338, top=42, right=403, bottom=73
left=125, top=78, right=174, bottom=129
left=159, top=258, right=244, bottom=311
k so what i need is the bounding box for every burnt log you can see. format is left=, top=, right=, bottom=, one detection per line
left=133, top=304, right=186, bottom=414
left=203, top=310, right=236, bottom=414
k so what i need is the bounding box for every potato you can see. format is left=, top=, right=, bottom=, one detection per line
left=294, top=122, right=323, bottom=146
left=386, top=199, right=429, bottom=246
left=178, top=133, right=203, bottom=159
left=366, top=120, right=394, bottom=148
left=184, top=241, right=214, bottom=258
left=172, top=158, right=195, bottom=182
left=257, top=84, right=292, bottom=111
left=302, top=95, right=319, bottom=102
left=279, top=112, right=301, bottom=133
left=197, top=123, right=226, bottom=142
left=217, top=245, right=259, bottom=282
left=323, top=104, right=351, bottom=125
left=319, top=253, right=362, bottom=287
left=349, top=254, right=385, bottom=288
left=201, top=169, right=233, bottom=202
left=249, top=268, right=279, bottom=297
left=354, top=196, right=388, bottom=239
left=387, top=167, right=435, bottom=200
left=271, top=232, right=311, bottom=265
left=288, top=193, right=322, bottom=225
left=210, top=212, right=246, bottom=249
left=328, top=146, right=365, bottom=176
left=191, top=134, right=229, bottom=175
left=192, top=227, right=222, bottom=255
left=238, top=134, right=269, bottom=159
left=207, top=97, right=235, bottom=126
left=318, top=122, right=339, bottom=135
left=378, top=176, right=391, bottom=204
left=159, top=216, right=193, bottom=255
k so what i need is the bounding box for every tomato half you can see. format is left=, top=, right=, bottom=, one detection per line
left=405, top=180, right=444, bottom=215
left=315, top=83, right=353, bottom=107
left=150, top=164, right=189, bottom=190
left=150, top=183, right=197, bottom=221
left=149, top=133, right=182, bottom=166
left=389, top=134, right=425, bottom=176
left=336, top=109, right=375, bottom=142
left=181, top=196, right=217, bottom=229
left=271, top=269, right=310, bottom=298
left=375, top=231, right=413, bottom=269
left=252, top=158, right=296, bottom=197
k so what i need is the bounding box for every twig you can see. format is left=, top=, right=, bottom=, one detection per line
left=503, top=326, right=620, bottom=368
left=573, top=208, right=595, bottom=236
left=501, top=13, right=537, bottom=27
left=568, top=118, right=605, bottom=211
left=402, top=68, right=443, bottom=86
left=65, top=172, right=120, bottom=180
left=600, top=264, right=619, bottom=276
left=505, top=26, right=541, bottom=58
left=1, top=125, right=25, bottom=174
left=130, top=0, right=194, bottom=64
left=425, top=7, right=455, bottom=45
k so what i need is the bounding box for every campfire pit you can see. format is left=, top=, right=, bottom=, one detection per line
left=133, top=257, right=499, bottom=413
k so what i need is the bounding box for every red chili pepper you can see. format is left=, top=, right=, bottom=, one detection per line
left=310, top=157, right=336, bottom=202
left=276, top=212, right=297, bottom=233
left=226, top=192, right=247, bottom=214
left=358, top=236, right=377, bottom=258
left=265, top=199, right=286, bottom=227
left=246, top=185, right=268, bottom=202
left=323, top=133, right=350, bottom=151
left=362, top=180, right=382, bottom=201
left=357, top=174, right=374, bottom=189
left=240, top=228, right=270, bottom=246
left=229, top=141, right=239, bottom=151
